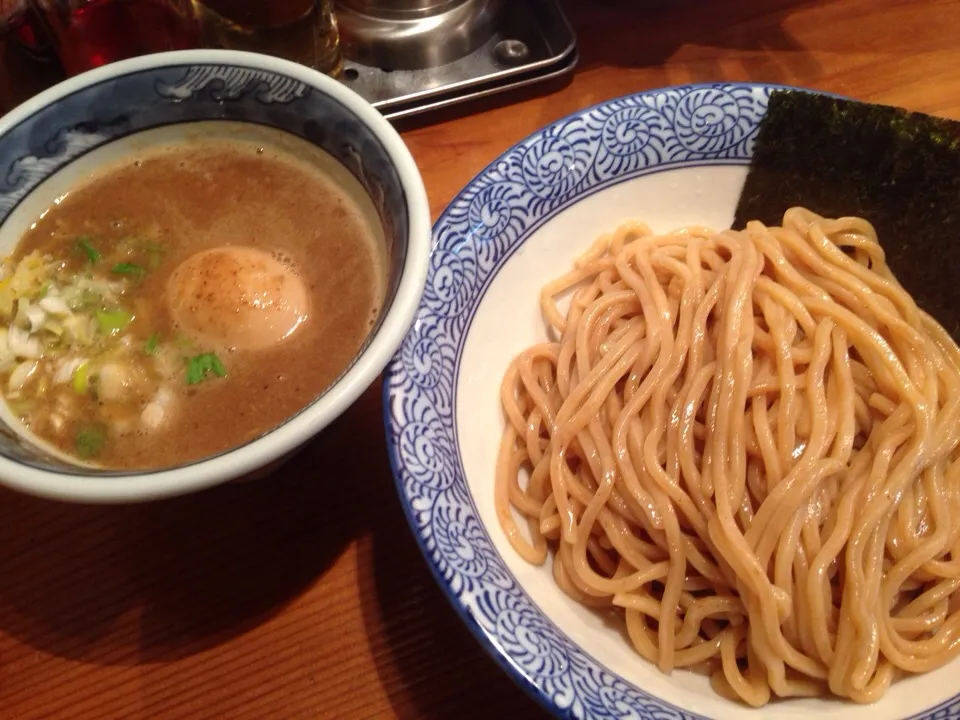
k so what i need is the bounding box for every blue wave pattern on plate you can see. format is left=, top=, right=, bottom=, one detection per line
left=384, top=83, right=960, bottom=719
left=0, top=62, right=409, bottom=474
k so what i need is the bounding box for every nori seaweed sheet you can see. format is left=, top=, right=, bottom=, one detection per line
left=733, top=90, right=960, bottom=341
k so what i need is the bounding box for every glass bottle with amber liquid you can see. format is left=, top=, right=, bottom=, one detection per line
left=194, top=0, right=342, bottom=76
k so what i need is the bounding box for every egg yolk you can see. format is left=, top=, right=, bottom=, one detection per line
left=166, top=246, right=309, bottom=350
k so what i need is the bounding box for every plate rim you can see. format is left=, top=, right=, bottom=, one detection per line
left=381, top=80, right=959, bottom=719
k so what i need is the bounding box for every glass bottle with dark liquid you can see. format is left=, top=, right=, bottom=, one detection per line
left=0, top=0, right=63, bottom=110
left=30, top=0, right=201, bottom=75
left=28, top=0, right=341, bottom=77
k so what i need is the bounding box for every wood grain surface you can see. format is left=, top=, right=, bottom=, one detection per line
left=1, top=1, right=958, bottom=718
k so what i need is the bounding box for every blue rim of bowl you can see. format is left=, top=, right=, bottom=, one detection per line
left=381, top=81, right=959, bottom=719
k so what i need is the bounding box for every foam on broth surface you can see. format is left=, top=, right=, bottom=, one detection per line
left=3, top=131, right=385, bottom=470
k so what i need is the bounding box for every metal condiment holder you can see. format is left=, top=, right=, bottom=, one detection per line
left=336, top=0, right=577, bottom=121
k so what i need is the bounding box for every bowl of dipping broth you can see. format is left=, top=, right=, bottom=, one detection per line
left=0, top=50, right=430, bottom=503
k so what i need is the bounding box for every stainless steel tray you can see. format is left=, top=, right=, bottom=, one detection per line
left=337, top=0, right=577, bottom=121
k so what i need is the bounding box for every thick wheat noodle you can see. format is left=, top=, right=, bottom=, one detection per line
left=494, top=207, right=960, bottom=706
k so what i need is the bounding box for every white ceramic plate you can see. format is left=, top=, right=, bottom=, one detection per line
left=383, top=83, right=958, bottom=719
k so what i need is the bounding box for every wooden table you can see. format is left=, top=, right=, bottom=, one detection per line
left=1, top=1, right=958, bottom=718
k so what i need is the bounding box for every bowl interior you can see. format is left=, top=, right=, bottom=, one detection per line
left=0, top=121, right=393, bottom=473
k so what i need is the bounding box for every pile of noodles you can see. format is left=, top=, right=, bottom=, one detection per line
left=495, top=208, right=960, bottom=706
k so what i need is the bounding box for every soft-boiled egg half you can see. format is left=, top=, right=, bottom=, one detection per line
left=166, top=246, right=309, bottom=351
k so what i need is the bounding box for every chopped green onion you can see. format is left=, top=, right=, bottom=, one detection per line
left=75, top=424, right=106, bottom=459
left=144, top=333, right=160, bottom=355
left=96, top=308, right=133, bottom=334
left=72, top=361, right=90, bottom=394
left=76, top=237, right=100, bottom=264
left=38, top=282, right=50, bottom=298
left=186, top=353, right=227, bottom=385
left=77, top=289, right=100, bottom=309
left=111, top=262, right=145, bottom=281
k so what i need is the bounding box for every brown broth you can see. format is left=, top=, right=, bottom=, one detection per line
left=13, top=137, right=385, bottom=469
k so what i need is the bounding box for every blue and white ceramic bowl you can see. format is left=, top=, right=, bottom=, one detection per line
left=0, top=50, right=429, bottom=503
left=383, top=83, right=960, bottom=719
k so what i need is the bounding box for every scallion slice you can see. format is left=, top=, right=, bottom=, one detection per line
left=76, top=237, right=100, bottom=264
left=185, top=353, right=227, bottom=385
left=96, top=308, right=133, bottom=334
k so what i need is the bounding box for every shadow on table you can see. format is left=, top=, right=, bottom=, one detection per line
left=355, top=488, right=549, bottom=719
left=0, top=382, right=382, bottom=665
left=566, top=0, right=828, bottom=84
